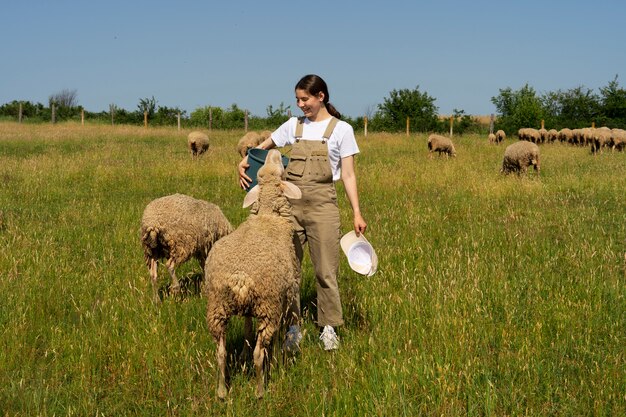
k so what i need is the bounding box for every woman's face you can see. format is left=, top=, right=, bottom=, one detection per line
left=295, top=88, right=324, bottom=119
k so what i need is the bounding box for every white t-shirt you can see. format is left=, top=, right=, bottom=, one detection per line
left=271, top=117, right=359, bottom=181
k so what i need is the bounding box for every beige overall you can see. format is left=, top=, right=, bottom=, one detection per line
left=285, top=117, right=344, bottom=328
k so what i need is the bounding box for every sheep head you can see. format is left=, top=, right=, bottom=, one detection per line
left=243, top=150, right=301, bottom=208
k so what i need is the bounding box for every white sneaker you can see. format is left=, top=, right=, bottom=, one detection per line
left=283, top=325, right=303, bottom=353
left=319, top=325, right=339, bottom=351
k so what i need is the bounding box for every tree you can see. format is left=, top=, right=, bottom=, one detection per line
left=137, top=96, right=157, bottom=119
left=599, top=75, right=626, bottom=126
left=49, top=89, right=78, bottom=108
left=372, top=86, right=438, bottom=132
left=491, top=84, right=544, bottom=134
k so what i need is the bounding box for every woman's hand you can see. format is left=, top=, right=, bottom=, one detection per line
left=238, top=156, right=251, bottom=189
left=354, top=213, right=367, bottom=236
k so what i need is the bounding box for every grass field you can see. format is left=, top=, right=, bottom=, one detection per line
left=0, top=122, right=624, bottom=416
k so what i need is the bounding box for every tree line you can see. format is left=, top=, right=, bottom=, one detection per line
left=2, top=76, right=625, bottom=135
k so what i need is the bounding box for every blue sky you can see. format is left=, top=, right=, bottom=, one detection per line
left=1, top=0, right=625, bottom=118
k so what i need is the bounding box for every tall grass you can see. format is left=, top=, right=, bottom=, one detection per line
left=0, top=122, right=624, bottom=416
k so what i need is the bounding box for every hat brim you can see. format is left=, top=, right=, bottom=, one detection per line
left=340, top=231, right=378, bottom=276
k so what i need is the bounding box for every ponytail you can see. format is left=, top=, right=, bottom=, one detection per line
left=325, top=102, right=342, bottom=119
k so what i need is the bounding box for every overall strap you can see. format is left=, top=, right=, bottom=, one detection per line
left=295, top=117, right=305, bottom=140
left=322, top=117, right=339, bottom=140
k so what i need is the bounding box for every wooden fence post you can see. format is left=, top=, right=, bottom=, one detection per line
left=209, top=107, right=213, bottom=131
left=364, top=116, right=368, bottom=137
left=144, top=111, right=148, bottom=128
left=177, top=112, right=181, bottom=131
left=449, top=116, right=454, bottom=137
left=81, top=109, right=85, bottom=126
left=541, top=119, right=545, bottom=129
left=489, top=113, right=494, bottom=134
left=18, top=102, right=23, bottom=123
left=51, top=104, right=56, bottom=124
left=406, top=117, right=410, bottom=136
left=591, top=121, right=595, bottom=128
left=110, top=104, right=115, bottom=126
left=244, top=110, right=248, bottom=132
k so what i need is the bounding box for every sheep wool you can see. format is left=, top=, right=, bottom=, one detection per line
left=495, top=129, right=506, bottom=144
left=204, top=149, right=302, bottom=399
left=236, top=131, right=264, bottom=157
left=140, top=193, right=233, bottom=302
left=428, top=134, right=456, bottom=157
left=488, top=133, right=496, bottom=144
left=501, top=141, right=540, bottom=175
left=187, top=131, right=210, bottom=156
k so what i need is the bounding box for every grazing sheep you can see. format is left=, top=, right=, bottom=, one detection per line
left=501, top=141, right=540, bottom=175
left=538, top=128, right=548, bottom=144
left=205, top=149, right=302, bottom=399
left=547, top=129, right=558, bottom=143
left=591, top=127, right=612, bottom=154
left=428, top=134, right=456, bottom=157
left=558, top=128, right=573, bottom=143
left=518, top=128, right=540, bottom=143
left=488, top=133, right=496, bottom=144
left=611, top=128, right=626, bottom=151
left=495, top=129, right=506, bottom=144
left=141, top=194, right=233, bottom=302
left=237, top=131, right=264, bottom=157
left=259, top=130, right=273, bottom=141
left=188, top=131, right=210, bottom=157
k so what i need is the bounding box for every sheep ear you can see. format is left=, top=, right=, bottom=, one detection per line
left=243, top=186, right=260, bottom=208
left=281, top=181, right=302, bottom=199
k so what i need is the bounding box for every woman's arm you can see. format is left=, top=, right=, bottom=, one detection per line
left=238, top=137, right=277, bottom=189
left=340, top=154, right=367, bottom=235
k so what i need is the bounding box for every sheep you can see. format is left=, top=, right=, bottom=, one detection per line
left=488, top=133, right=496, bottom=144
left=611, top=128, right=626, bottom=151
left=427, top=134, right=456, bottom=158
left=558, top=128, right=573, bottom=143
left=237, top=131, right=264, bottom=157
left=495, top=129, right=506, bottom=144
left=547, top=129, right=558, bottom=143
left=591, top=127, right=612, bottom=154
left=501, top=141, right=540, bottom=175
left=538, top=128, right=548, bottom=144
left=141, top=193, right=233, bottom=302
left=187, top=131, right=210, bottom=157
left=204, top=149, right=302, bottom=399
left=518, top=128, right=540, bottom=143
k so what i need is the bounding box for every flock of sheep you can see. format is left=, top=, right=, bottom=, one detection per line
left=428, top=124, right=624, bottom=175
left=141, top=123, right=623, bottom=398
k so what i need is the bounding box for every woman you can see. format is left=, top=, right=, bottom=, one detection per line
left=238, top=74, right=367, bottom=351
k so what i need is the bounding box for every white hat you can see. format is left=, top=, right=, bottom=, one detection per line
left=340, top=231, right=378, bottom=277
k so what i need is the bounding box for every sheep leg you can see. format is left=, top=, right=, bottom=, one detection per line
left=216, top=333, right=228, bottom=399
left=166, top=261, right=181, bottom=297
left=253, top=337, right=266, bottom=399
left=149, top=258, right=159, bottom=303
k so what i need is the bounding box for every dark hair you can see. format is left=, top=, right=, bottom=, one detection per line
left=295, top=74, right=342, bottom=119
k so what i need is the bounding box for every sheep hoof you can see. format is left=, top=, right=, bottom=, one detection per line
left=217, top=386, right=228, bottom=400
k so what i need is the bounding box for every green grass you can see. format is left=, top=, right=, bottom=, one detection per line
left=0, top=122, right=624, bottom=416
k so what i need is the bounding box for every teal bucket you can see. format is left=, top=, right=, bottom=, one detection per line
left=245, top=148, right=289, bottom=191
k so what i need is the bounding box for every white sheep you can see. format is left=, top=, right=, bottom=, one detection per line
left=488, top=133, right=496, bottom=144
left=236, top=131, right=264, bottom=157
left=204, top=149, right=302, bottom=399
left=428, top=134, right=456, bottom=158
left=187, top=131, right=210, bottom=157
left=611, top=128, right=626, bottom=151
left=495, top=129, right=506, bottom=144
left=501, top=141, right=540, bottom=175
left=141, top=193, right=233, bottom=302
